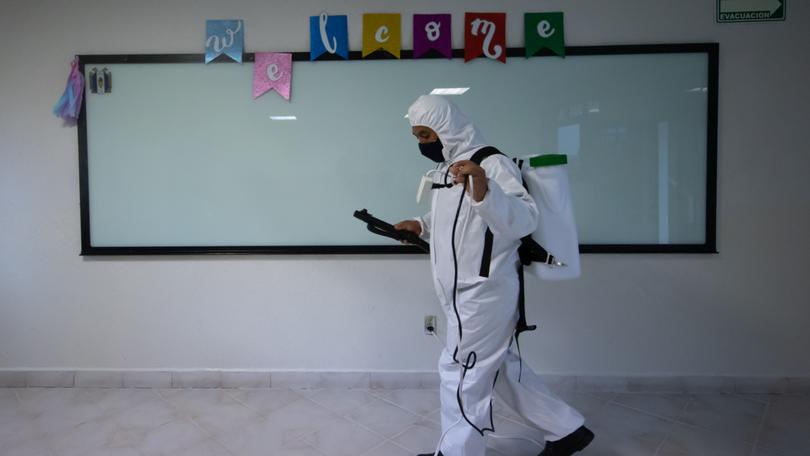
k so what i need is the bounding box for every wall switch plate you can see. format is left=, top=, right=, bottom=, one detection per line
left=424, top=315, right=437, bottom=335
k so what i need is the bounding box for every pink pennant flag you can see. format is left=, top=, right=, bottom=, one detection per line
left=253, top=52, right=292, bottom=100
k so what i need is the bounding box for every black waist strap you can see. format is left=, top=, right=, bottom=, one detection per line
left=514, top=266, right=537, bottom=382
left=518, top=235, right=557, bottom=266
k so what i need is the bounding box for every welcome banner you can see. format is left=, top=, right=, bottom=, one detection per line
left=197, top=11, right=577, bottom=105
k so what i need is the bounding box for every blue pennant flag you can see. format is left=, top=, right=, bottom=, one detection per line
left=309, top=13, right=349, bottom=60
left=206, top=19, right=244, bottom=64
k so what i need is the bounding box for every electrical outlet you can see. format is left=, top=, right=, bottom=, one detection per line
left=424, top=315, right=437, bottom=335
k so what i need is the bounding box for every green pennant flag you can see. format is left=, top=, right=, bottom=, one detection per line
left=525, top=12, right=565, bottom=57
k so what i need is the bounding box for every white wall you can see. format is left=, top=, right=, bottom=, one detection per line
left=1, top=0, right=808, bottom=376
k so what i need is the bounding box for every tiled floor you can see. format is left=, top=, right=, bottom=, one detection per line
left=0, top=386, right=806, bottom=456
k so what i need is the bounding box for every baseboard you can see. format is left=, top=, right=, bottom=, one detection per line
left=0, top=369, right=807, bottom=394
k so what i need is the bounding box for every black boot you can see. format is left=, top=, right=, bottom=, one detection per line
left=538, top=426, right=594, bottom=455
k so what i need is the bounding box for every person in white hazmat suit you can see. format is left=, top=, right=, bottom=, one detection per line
left=395, top=95, right=594, bottom=456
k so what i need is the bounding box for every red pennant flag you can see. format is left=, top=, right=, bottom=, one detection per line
left=464, top=12, right=506, bottom=63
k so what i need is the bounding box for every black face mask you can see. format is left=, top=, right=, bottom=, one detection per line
left=418, top=139, right=445, bottom=163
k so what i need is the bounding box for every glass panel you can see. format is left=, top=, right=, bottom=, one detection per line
left=85, top=52, right=708, bottom=247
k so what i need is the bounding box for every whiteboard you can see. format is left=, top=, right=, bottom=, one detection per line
left=78, top=44, right=718, bottom=254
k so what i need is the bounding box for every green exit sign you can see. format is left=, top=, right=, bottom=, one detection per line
left=718, top=0, right=786, bottom=23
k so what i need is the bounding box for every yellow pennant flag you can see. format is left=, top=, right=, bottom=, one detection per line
left=362, top=13, right=401, bottom=58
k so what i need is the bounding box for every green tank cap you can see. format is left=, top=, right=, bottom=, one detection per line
left=529, top=154, right=568, bottom=167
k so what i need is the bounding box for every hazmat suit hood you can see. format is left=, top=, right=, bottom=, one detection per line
left=407, top=95, right=489, bottom=162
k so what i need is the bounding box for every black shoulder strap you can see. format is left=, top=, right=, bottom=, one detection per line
left=470, top=146, right=504, bottom=166
left=470, top=146, right=538, bottom=380
left=471, top=147, right=504, bottom=277
left=471, top=147, right=502, bottom=278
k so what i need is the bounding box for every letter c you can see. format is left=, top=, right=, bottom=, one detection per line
left=375, top=25, right=390, bottom=43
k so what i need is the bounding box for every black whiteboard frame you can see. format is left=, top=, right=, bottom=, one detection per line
left=77, top=43, right=719, bottom=256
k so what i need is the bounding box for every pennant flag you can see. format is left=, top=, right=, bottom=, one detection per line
left=309, top=13, right=349, bottom=60
left=253, top=52, right=292, bottom=100
left=52, top=57, right=84, bottom=122
left=205, top=19, right=244, bottom=64
left=362, top=13, right=401, bottom=58
left=413, top=14, right=452, bottom=59
left=525, top=13, right=565, bottom=57
left=464, top=13, right=506, bottom=63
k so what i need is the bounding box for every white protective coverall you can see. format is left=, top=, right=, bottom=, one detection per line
left=408, top=95, right=585, bottom=456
